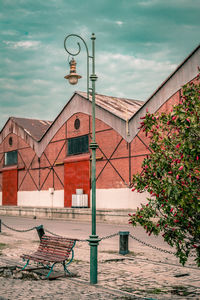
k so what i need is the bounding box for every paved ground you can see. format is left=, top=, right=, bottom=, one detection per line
left=0, top=216, right=199, bottom=299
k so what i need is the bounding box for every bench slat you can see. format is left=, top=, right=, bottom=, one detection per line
left=22, top=253, right=67, bottom=263
left=21, top=234, right=77, bottom=263
left=20, top=234, right=77, bottom=278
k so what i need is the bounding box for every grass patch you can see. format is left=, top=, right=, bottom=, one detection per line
left=0, top=243, right=8, bottom=255
left=171, top=286, right=194, bottom=296
left=125, top=251, right=137, bottom=257
left=100, top=250, right=118, bottom=254
left=145, top=288, right=165, bottom=295
left=72, top=259, right=83, bottom=264
left=121, top=287, right=166, bottom=295
left=0, top=243, right=7, bottom=250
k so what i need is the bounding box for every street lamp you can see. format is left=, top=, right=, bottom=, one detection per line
left=64, top=57, right=82, bottom=85
left=64, top=33, right=99, bottom=284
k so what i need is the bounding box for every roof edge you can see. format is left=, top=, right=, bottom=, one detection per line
left=76, top=91, right=143, bottom=122
left=37, top=91, right=78, bottom=142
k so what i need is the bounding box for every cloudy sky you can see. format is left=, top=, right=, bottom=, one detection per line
left=0, top=0, right=199, bottom=130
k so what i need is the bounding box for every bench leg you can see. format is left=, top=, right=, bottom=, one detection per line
left=46, top=262, right=56, bottom=279
left=63, top=261, right=71, bottom=275
left=21, top=259, right=30, bottom=271
left=62, top=249, right=74, bottom=276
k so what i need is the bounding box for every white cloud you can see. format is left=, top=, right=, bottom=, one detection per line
left=138, top=0, right=159, bottom=6
left=3, top=40, right=41, bottom=49
left=115, top=21, right=124, bottom=26
left=97, top=52, right=176, bottom=73
left=1, top=30, right=18, bottom=36
left=96, top=51, right=177, bottom=100
left=32, top=79, right=51, bottom=85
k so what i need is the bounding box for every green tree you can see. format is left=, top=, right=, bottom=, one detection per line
left=129, top=76, right=200, bottom=266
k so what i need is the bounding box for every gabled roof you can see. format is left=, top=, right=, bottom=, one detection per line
left=0, top=92, right=143, bottom=155
left=126, top=43, right=200, bottom=142
left=0, top=44, right=199, bottom=157
left=0, top=92, right=144, bottom=147
left=77, top=92, right=144, bottom=121
left=10, top=117, right=52, bottom=142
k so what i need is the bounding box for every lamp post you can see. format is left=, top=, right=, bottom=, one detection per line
left=64, top=33, right=99, bottom=284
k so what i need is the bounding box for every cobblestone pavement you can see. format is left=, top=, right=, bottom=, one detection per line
left=0, top=219, right=199, bottom=299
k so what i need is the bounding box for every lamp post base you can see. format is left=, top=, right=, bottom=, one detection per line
left=88, top=235, right=100, bottom=284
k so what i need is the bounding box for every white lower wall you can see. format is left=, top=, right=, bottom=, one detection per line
left=1, top=188, right=147, bottom=210
left=18, top=190, right=64, bottom=208
left=96, top=188, right=148, bottom=210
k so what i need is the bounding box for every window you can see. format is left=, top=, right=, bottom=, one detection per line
left=68, top=135, right=89, bottom=155
left=5, top=150, right=18, bottom=166
left=74, top=118, right=80, bottom=130
left=9, top=137, right=13, bottom=146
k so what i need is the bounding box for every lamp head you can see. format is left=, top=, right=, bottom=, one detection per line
left=64, top=57, right=82, bottom=85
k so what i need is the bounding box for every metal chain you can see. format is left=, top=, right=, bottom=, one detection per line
left=44, top=229, right=119, bottom=242
left=77, top=239, right=88, bottom=242
left=100, top=232, right=119, bottom=240
left=44, top=229, right=196, bottom=257
left=44, top=228, right=88, bottom=242
left=1, top=220, right=197, bottom=258
left=129, top=233, right=175, bottom=255
left=44, top=228, right=61, bottom=237
left=1, top=221, right=36, bottom=233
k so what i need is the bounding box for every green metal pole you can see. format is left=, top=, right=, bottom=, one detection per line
left=89, top=33, right=99, bottom=284
left=63, top=33, right=100, bottom=284
left=91, top=33, right=97, bottom=236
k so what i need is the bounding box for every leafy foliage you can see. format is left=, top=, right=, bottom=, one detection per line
left=129, top=75, right=200, bottom=266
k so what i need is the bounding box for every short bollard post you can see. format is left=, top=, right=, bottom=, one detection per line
left=119, top=231, right=129, bottom=255
left=0, top=219, right=1, bottom=233
left=36, top=225, right=45, bottom=240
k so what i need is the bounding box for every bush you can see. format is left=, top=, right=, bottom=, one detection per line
left=129, top=75, right=200, bottom=266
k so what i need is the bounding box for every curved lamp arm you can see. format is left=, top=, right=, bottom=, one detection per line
left=64, top=34, right=90, bottom=99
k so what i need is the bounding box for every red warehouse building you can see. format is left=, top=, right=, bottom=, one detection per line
left=0, top=45, right=199, bottom=210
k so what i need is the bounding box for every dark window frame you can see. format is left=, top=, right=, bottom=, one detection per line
left=74, top=118, right=80, bottom=130
left=4, top=150, right=18, bottom=166
left=68, top=135, right=89, bottom=156
left=9, top=137, right=13, bottom=146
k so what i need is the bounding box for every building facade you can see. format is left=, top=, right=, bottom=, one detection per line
left=0, top=45, right=199, bottom=210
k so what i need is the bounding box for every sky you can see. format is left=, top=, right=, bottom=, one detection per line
left=0, top=0, right=199, bottom=130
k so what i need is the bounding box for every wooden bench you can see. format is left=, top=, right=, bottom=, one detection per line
left=21, top=234, right=77, bottom=278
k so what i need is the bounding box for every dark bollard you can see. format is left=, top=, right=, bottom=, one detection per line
left=36, top=225, right=45, bottom=240
left=119, top=231, right=129, bottom=255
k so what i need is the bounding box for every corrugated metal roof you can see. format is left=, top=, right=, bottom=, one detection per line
left=77, top=92, right=144, bottom=121
left=11, top=117, right=52, bottom=141
left=8, top=92, right=144, bottom=141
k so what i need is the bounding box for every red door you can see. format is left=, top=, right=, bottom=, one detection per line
left=64, top=154, right=90, bottom=207
left=2, top=167, right=18, bottom=206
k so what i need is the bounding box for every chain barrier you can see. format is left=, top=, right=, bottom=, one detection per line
left=129, top=233, right=175, bottom=255
left=44, top=228, right=61, bottom=237
left=44, top=228, right=119, bottom=242
left=130, top=234, right=196, bottom=257
left=77, top=239, right=88, bottom=242
left=44, top=228, right=89, bottom=242
left=100, top=232, right=119, bottom=240
left=1, top=221, right=36, bottom=233
left=1, top=221, right=196, bottom=258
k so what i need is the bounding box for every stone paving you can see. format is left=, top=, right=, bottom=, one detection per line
left=0, top=224, right=200, bottom=299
